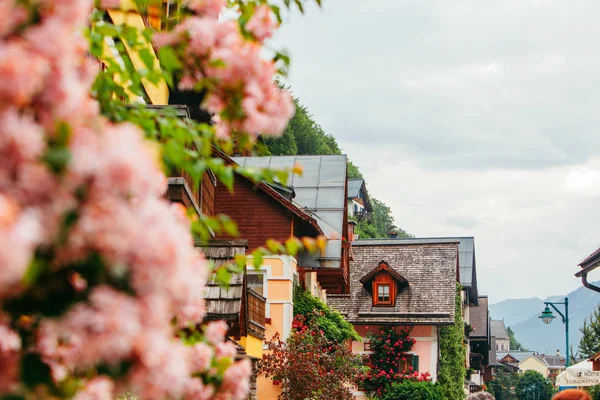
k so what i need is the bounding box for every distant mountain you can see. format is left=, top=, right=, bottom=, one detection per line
left=489, top=298, right=546, bottom=327
left=491, top=282, right=600, bottom=357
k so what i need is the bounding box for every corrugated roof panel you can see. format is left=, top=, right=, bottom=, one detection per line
left=316, top=210, right=344, bottom=234
left=316, top=187, right=344, bottom=209
left=293, top=188, right=318, bottom=209
left=347, top=179, right=363, bottom=198
left=318, top=156, right=346, bottom=186
left=292, top=156, right=321, bottom=187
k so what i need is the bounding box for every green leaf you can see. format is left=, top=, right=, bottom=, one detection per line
left=220, top=215, right=239, bottom=236
left=158, top=46, right=182, bottom=73
left=285, top=238, right=302, bottom=257
left=216, top=267, right=231, bottom=287
left=139, top=48, right=155, bottom=70
left=23, top=258, right=45, bottom=286
left=43, top=147, right=71, bottom=174
left=252, top=249, right=264, bottom=269
left=95, top=23, right=120, bottom=38
left=294, top=0, right=304, bottom=13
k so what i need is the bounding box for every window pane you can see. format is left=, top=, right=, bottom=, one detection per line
left=247, top=273, right=264, bottom=296
left=377, top=284, right=390, bottom=302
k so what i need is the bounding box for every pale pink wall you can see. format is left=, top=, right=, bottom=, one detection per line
left=351, top=324, right=439, bottom=381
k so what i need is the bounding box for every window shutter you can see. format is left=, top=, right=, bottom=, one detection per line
left=411, top=355, right=419, bottom=372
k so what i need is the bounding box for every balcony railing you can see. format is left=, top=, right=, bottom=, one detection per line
left=247, top=289, right=266, bottom=340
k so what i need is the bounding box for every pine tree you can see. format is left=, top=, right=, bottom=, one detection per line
left=579, top=306, right=600, bottom=358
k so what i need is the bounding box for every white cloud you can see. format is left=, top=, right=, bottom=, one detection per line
left=272, top=0, right=600, bottom=301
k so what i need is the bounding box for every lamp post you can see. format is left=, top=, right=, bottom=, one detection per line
left=538, top=297, right=570, bottom=367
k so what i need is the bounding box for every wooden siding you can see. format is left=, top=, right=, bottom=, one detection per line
left=214, top=178, right=294, bottom=251
left=247, top=289, right=266, bottom=340
left=201, top=172, right=215, bottom=217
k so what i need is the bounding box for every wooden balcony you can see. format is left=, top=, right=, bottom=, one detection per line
left=247, top=288, right=266, bottom=340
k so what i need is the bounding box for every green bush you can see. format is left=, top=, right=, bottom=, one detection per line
left=380, top=381, right=442, bottom=400
left=293, top=287, right=360, bottom=342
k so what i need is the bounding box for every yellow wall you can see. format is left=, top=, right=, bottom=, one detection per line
left=519, top=357, right=548, bottom=377
left=249, top=256, right=297, bottom=400
left=105, top=9, right=169, bottom=105
left=238, top=335, right=263, bottom=359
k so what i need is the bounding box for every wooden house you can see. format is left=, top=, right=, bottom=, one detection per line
left=327, top=238, right=459, bottom=398
left=347, top=178, right=372, bottom=223
left=232, top=155, right=351, bottom=294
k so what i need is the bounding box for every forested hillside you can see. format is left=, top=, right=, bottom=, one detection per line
left=263, top=96, right=411, bottom=239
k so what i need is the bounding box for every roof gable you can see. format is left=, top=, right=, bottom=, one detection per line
left=327, top=242, right=457, bottom=325
left=359, top=261, right=408, bottom=287
left=491, top=320, right=509, bottom=339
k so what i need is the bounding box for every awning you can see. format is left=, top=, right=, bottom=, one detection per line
left=555, top=360, right=600, bottom=387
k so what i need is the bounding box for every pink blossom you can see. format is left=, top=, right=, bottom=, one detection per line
left=0, top=1, right=29, bottom=38
left=190, top=342, right=214, bottom=372
left=126, top=332, right=192, bottom=400
left=0, top=195, right=41, bottom=298
left=186, top=0, right=226, bottom=18
left=37, top=286, right=143, bottom=372
left=246, top=5, right=278, bottom=43
left=37, top=0, right=94, bottom=28
left=0, top=108, right=45, bottom=173
left=205, top=321, right=229, bottom=345
left=215, top=341, right=237, bottom=359
left=98, top=0, right=121, bottom=10
left=74, top=377, right=115, bottom=400
left=0, top=324, right=20, bottom=393
left=219, top=359, right=252, bottom=399
left=0, top=324, right=21, bottom=353
left=184, top=378, right=215, bottom=400
left=0, top=42, right=50, bottom=107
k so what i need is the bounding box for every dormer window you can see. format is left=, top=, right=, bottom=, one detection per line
left=359, top=261, right=408, bottom=307
left=376, top=284, right=391, bottom=304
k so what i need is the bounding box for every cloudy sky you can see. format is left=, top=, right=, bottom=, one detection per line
left=272, top=0, right=600, bottom=303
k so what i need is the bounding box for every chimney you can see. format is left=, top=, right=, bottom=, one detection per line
left=556, top=349, right=561, bottom=358
left=388, top=225, right=399, bottom=239
left=348, top=220, right=357, bottom=242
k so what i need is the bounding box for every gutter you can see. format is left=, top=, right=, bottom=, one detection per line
left=575, top=263, right=600, bottom=294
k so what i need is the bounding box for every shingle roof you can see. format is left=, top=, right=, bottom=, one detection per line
left=233, top=155, right=347, bottom=267
left=579, top=246, right=600, bottom=268
left=327, top=241, right=458, bottom=325
left=521, top=354, right=566, bottom=368
left=201, top=240, right=247, bottom=320
left=491, top=320, right=509, bottom=340
left=469, top=296, right=489, bottom=338
left=347, top=178, right=364, bottom=199
left=355, top=237, right=478, bottom=304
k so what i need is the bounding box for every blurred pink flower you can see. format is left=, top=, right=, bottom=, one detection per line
left=190, top=342, right=214, bottom=372
left=0, top=42, right=50, bottom=107
left=74, top=376, right=115, bottom=400
left=0, top=1, right=29, bottom=37
left=0, top=195, right=41, bottom=298
left=0, top=324, right=20, bottom=393
left=220, top=359, right=252, bottom=399
left=205, top=321, right=228, bottom=345
left=246, top=5, right=278, bottom=43
left=37, top=286, right=143, bottom=372
left=186, top=0, right=226, bottom=18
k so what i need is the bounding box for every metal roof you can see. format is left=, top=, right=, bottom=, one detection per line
left=497, top=351, right=535, bottom=363
left=232, top=155, right=347, bottom=266
left=347, top=178, right=364, bottom=199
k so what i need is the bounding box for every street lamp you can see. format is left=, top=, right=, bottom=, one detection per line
left=538, top=297, right=570, bottom=367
